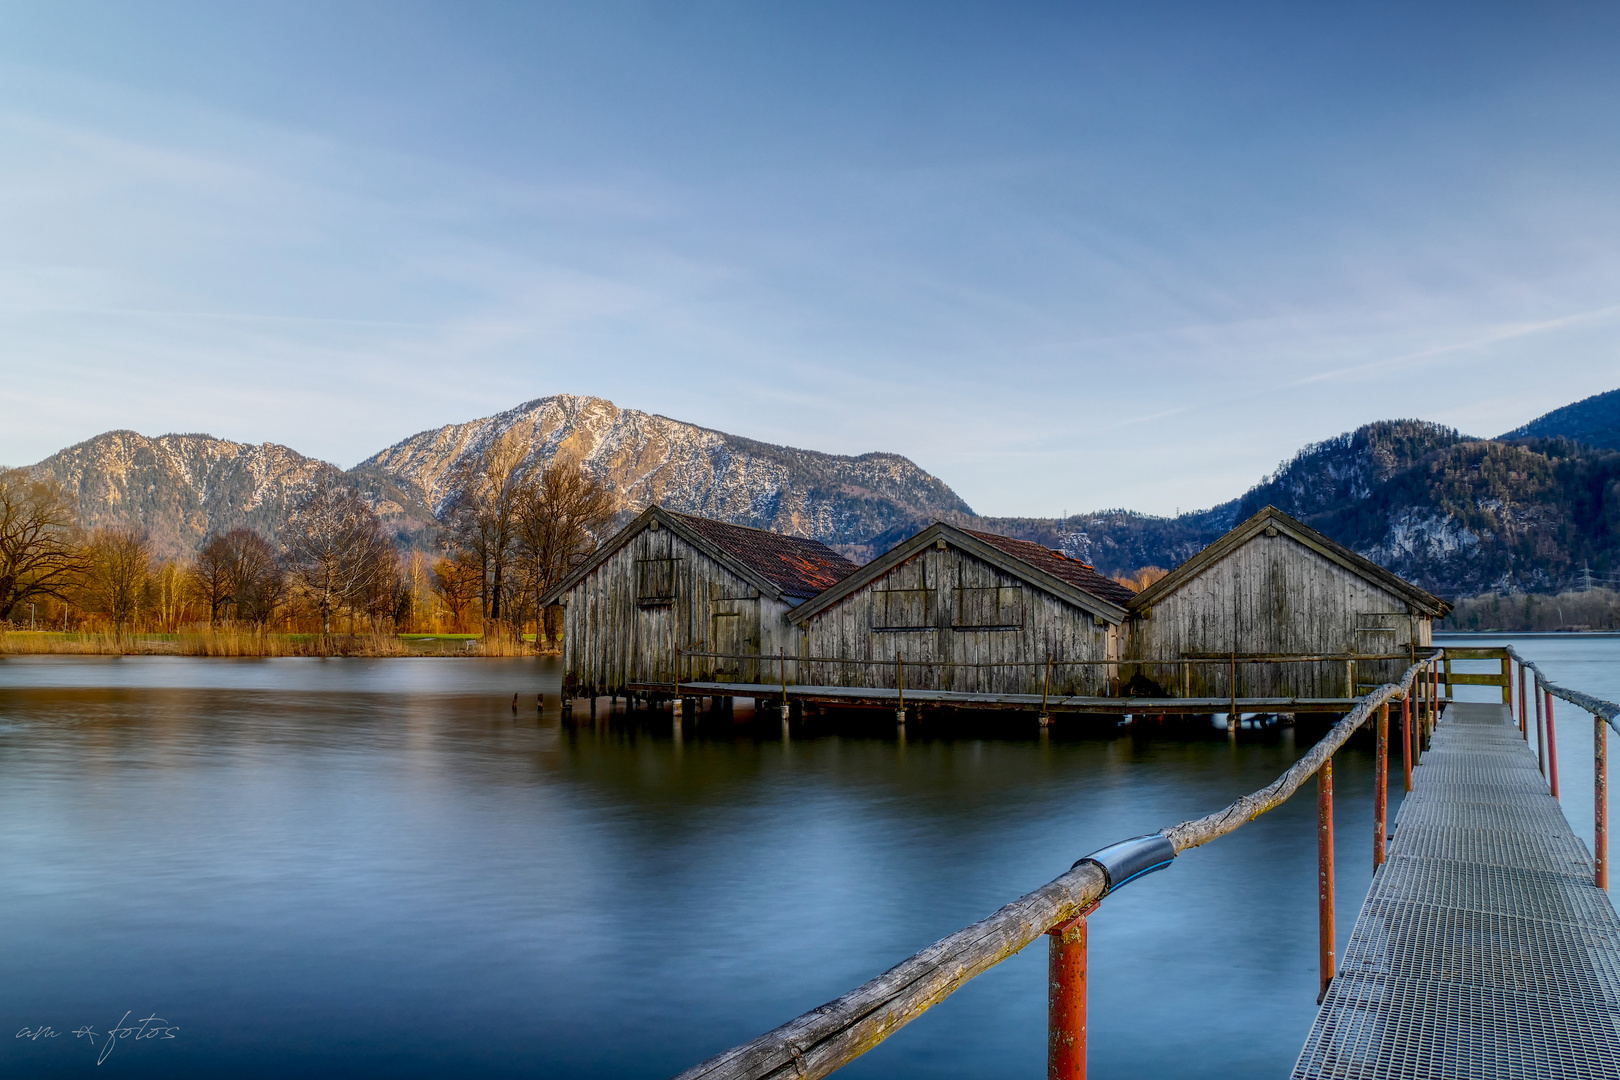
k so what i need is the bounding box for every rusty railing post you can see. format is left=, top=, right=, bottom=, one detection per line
left=1519, top=661, right=1528, bottom=739
left=1047, top=902, right=1095, bottom=1080
left=1375, top=703, right=1388, bottom=868
left=1318, top=755, right=1335, bottom=1003
left=1546, top=689, right=1560, bottom=799
left=1536, top=677, right=1548, bottom=778
left=1402, top=691, right=1414, bottom=792
left=1597, top=712, right=1609, bottom=891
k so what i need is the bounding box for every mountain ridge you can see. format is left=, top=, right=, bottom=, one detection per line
left=24, top=388, right=1620, bottom=596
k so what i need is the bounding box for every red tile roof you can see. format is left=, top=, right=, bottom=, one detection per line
left=670, top=512, right=861, bottom=600
left=963, top=529, right=1137, bottom=607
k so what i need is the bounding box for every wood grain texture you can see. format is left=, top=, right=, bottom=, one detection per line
left=796, top=544, right=1118, bottom=697
left=1126, top=529, right=1432, bottom=699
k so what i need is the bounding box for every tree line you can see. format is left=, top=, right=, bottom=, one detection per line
left=0, top=436, right=615, bottom=644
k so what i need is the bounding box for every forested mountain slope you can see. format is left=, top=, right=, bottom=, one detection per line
left=1501, top=388, right=1620, bottom=450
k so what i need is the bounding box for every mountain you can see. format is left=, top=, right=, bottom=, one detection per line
left=1501, top=388, right=1620, bottom=450
left=29, top=431, right=436, bottom=559
left=978, top=419, right=1620, bottom=599
left=357, top=394, right=973, bottom=556
left=27, top=389, right=1620, bottom=598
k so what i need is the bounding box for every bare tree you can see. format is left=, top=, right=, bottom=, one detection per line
left=431, top=551, right=482, bottom=631
left=0, top=468, right=84, bottom=622
left=444, top=428, right=530, bottom=632
left=515, top=459, right=615, bottom=640
left=82, top=527, right=152, bottom=639
left=193, top=529, right=283, bottom=627
left=283, top=484, right=396, bottom=637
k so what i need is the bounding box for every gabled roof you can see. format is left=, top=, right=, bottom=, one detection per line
left=789, top=521, right=1133, bottom=625
left=1128, top=505, right=1452, bottom=617
left=963, top=528, right=1138, bottom=607
left=538, top=505, right=860, bottom=607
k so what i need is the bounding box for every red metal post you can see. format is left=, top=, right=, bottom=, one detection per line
left=1402, top=692, right=1414, bottom=792
left=1374, top=703, right=1389, bottom=868
left=1317, top=756, right=1335, bottom=1003
left=1518, top=663, right=1528, bottom=739
left=1596, top=713, right=1608, bottom=891
left=1546, top=690, right=1560, bottom=800
left=1048, top=904, right=1094, bottom=1080
left=1536, top=680, right=1548, bottom=778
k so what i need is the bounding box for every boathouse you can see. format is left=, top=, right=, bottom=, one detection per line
left=1123, top=505, right=1450, bottom=700
left=539, top=506, right=860, bottom=698
left=787, top=522, right=1136, bottom=697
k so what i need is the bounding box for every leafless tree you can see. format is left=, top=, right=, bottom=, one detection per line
left=444, top=428, right=529, bottom=632
left=82, top=527, right=152, bottom=639
left=514, top=459, right=615, bottom=638
left=283, top=484, right=397, bottom=636
left=193, top=529, right=283, bottom=627
left=431, top=551, right=482, bottom=631
left=0, top=468, right=85, bottom=622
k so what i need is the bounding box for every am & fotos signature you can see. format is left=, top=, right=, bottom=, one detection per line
left=16, top=1011, right=179, bottom=1065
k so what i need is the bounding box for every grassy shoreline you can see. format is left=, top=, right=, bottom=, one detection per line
left=0, top=630, right=552, bottom=657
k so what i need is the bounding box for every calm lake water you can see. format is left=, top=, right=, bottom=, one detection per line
left=0, top=639, right=1607, bottom=1077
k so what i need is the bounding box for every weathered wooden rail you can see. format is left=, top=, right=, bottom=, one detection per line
left=670, top=652, right=1443, bottom=1080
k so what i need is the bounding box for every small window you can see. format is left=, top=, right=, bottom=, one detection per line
left=871, top=588, right=934, bottom=630
left=638, top=559, right=677, bottom=605
left=953, top=586, right=1024, bottom=630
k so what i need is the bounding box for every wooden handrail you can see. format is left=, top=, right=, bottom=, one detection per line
left=1504, top=644, right=1620, bottom=734
left=670, top=656, right=1438, bottom=1080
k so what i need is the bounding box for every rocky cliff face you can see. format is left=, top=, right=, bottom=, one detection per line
left=357, top=394, right=973, bottom=550
left=29, top=431, right=435, bottom=558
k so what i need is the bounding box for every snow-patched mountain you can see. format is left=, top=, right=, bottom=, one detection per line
left=357, top=394, right=973, bottom=551
left=29, top=431, right=433, bottom=558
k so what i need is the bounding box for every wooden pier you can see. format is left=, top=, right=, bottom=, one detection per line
left=668, top=648, right=1620, bottom=1080
left=1295, top=700, right=1620, bottom=1079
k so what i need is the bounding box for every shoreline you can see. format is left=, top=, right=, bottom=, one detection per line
left=0, top=631, right=555, bottom=658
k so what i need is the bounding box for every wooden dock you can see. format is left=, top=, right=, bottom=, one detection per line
left=1294, top=701, right=1620, bottom=1078
left=628, top=679, right=1364, bottom=715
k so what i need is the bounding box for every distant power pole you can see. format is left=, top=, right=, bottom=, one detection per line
left=1582, top=562, right=1595, bottom=593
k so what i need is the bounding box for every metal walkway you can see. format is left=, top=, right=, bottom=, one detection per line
left=1295, top=702, right=1620, bottom=1079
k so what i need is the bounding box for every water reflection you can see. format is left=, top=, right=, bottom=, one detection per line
left=0, top=656, right=1399, bottom=1079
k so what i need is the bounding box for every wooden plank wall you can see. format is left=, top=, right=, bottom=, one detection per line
left=1125, top=530, right=1425, bottom=698
left=796, top=545, right=1117, bottom=696
left=559, top=523, right=796, bottom=695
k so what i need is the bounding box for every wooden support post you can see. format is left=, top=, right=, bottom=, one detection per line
left=896, top=655, right=906, bottom=726
left=1546, top=690, right=1560, bottom=800
left=1597, top=713, right=1609, bottom=891
left=1501, top=654, right=1511, bottom=704
left=1402, top=692, right=1414, bottom=793
left=1229, top=652, right=1239, bottom=736
left=1318, top=756, right=1336, bottom=1003
left=1443, top=656, right=1452, bottom=701
left=1039, top=655, right=1053, bottom=728
left=1374, top=703, right=1389, bottom=868
left=1047, top=905, right=1094, bottom=1080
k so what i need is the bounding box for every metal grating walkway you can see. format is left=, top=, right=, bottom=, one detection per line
left=1294, top=702, right=1620, bottom=1079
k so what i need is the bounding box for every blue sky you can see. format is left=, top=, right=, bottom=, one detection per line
left=3, top=2, right=1619, bottom=516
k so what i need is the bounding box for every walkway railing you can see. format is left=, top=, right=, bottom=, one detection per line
left=670, top=653, right=1443, bottom=1080
left=1499, top=645, right=1619, bottom=890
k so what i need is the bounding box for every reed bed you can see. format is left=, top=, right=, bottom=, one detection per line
left=0, top=629, right=551, bottom=658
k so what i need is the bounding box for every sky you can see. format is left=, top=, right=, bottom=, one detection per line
left=3, top=2, right=1620, bottom=517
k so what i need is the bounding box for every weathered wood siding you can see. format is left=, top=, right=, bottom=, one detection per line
left=558, top=524, right=796, bottom=694
left=796, top=545, right=1118, bottom=695
left=1125, top=530, right=1428, bottom=698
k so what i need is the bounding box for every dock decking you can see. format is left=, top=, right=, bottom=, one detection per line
left=1295, top=702, right=1620, bottom=1078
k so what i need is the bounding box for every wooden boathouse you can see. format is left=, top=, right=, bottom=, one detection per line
left=539, top=506, right=859, bottom=700
left=785, top=522, right=1136, bottom=697
left=1123, top=505, right=1451, bottom=701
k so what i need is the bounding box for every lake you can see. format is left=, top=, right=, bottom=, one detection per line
left=0, top=638, right=1608, bottom=1077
